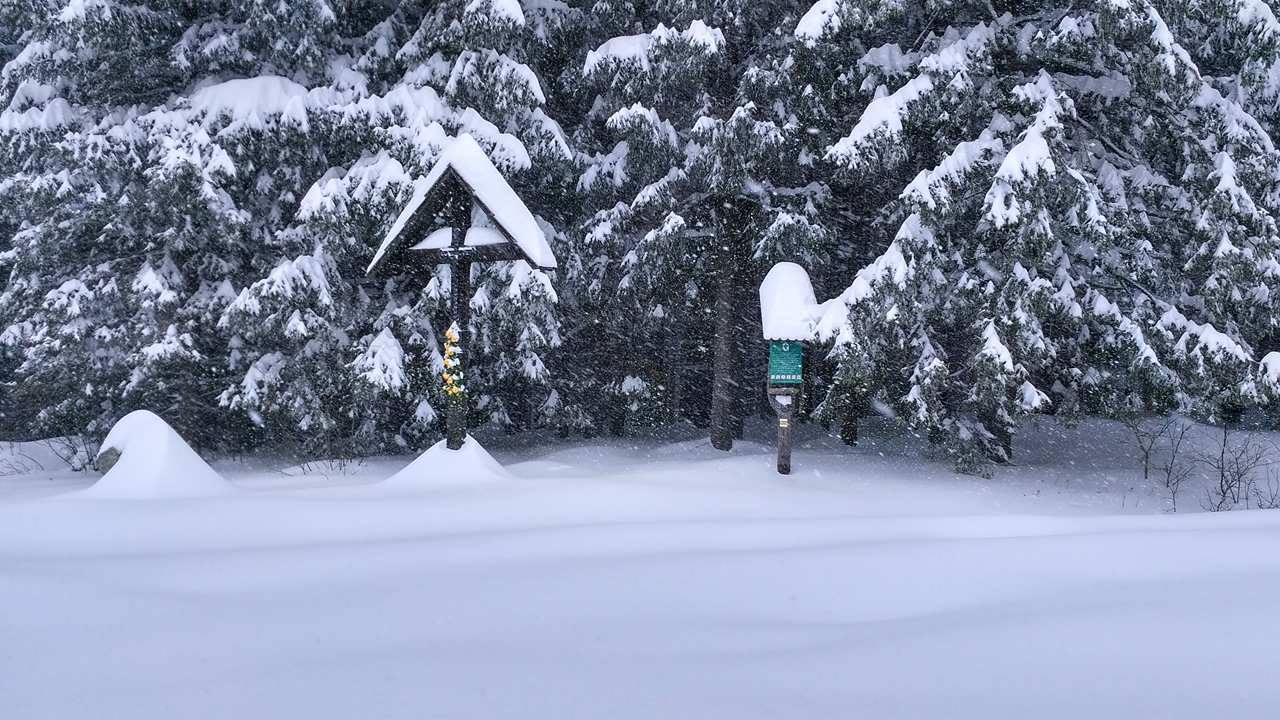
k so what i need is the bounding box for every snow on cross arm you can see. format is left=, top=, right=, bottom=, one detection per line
left=367, top=133, right=556, bottom=273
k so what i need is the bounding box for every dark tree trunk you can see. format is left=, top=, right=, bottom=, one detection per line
left=731, top=270, right=757, bottom=440
left=928, top=426, right=946, bottom=450
left=709, top=196, right=755, bottom=452
left=729, top=308, right=745, bottom=441
left=980, top=408, right=1012, bottom=463
left=840, top=412, right=859, bottom=446
left=667, top=319, right=684, bottom=424
left=608, top=410, right=626, bottom=437
left=711, top=267, right=736, bottom=451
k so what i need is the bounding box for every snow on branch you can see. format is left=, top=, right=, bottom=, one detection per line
left=1260, top=352, right=1280, bottom=395
left=795, top=0, right=850, bottom=44
left=448, top=49, right=546, bottom=105
left=188, top=76, right=326, bottom=132
left=464, top=0, right=525, bottom=26
left=1193, top=84, right=1277, bottom=155
left=983, top=72, right=1070, bottom=228
left=977, top=320, right=1014, bottom=372
left=901, top=130, right=1005, bottom=210
left=1159, top=307, right=1253, bottom=365
left=353, top=328, right=407, bottom=393
left=826, top=75, right=932, bottom=167
left=826, top=22, right=995, bottom=171
left=0, top=97, right=77, bottom=134
left=1142, top=3, right=1202, bottom=83
left=1235, top=0, right=1280, bottom=36
left=1208, top=152, right=1262, bottom=217
left=223, top=352, right=285, bottom=412
left=583, top=21, right=725, bottom=76
left=1084, top=288, right=1165, bottom=370
left=606, top=104, right=680, bottom=149
left=298, top=152, right=413, bottom=220
left=795, top=0, right=906, bottom=46
left=813, top=216, right=918, bottom=343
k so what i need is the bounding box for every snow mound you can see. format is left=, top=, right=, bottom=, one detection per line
left=79, top=411, right=232, bottom=499
left=381, top=436, right=512, bottom=489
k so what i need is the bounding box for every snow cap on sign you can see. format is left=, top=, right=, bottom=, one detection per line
left=367, top=133, right=556, bottom=273
left=760, top=262, right=820, bottom=341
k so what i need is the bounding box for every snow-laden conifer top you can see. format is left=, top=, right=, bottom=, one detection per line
left=465, top=0, right=525, bottom=26
left=583, top=21, right=725, bottom=76
left=369, top=133, right=556, bottom=272
left=188, top=76, right=316, bottom=129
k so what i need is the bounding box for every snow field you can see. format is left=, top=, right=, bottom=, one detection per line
left=2, top=419, right=1280, bottom=718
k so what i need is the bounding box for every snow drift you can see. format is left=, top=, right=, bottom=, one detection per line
left=78, top=410, right=232, bottom=499
left=380, top=436, right=512, bottom=489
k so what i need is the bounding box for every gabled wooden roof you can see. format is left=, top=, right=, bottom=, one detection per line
left=367, top=134, right=557, bottom=275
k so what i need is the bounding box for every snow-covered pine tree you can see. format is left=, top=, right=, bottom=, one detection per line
left=798, top=0, right=1280, bottom=470
left=3, top=1, right=367, bottom=449
left=574, top=1, right=827, bottom=447
left=4, top=0, right=1279, bottom=467
left=0, top=0, right=203, bottom=439
left=219, top=0, right=580, bottom=453
left=174, top=0, right=342, bottom=84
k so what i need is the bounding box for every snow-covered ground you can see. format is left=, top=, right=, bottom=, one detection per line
left=2, top=419, right=1279, bottom=718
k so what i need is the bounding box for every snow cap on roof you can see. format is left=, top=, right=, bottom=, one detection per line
left=368, top=133, right=556, bottom=274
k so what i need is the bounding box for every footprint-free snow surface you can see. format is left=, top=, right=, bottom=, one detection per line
left=2, top=421, right=1279, bottom=719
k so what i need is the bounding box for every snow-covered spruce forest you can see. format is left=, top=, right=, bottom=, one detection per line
left=3, top=0, right=1280, bottom=472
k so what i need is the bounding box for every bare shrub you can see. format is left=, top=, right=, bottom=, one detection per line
left=289, top=455, right=367, bottom=478
left=1200, top=427, right=1269, bottom=512
left=0, top=442, right=46, bottom=477
left=1251, top=471, right=1280, bottom=510
left=43, top=436, right=98, bottom=473
left=1158, top=421, right=1195, bottom=512
left=1121, top=414, right=1176, bottom=481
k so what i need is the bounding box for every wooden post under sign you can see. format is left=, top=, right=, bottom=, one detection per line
left=768, top=388, right=798, bottom=474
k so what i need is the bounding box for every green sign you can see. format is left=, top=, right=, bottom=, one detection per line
left=769, top=341, right=804, bottom=385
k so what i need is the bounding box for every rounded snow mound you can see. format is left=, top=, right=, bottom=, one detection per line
left=79, top=410, right=233, bottom=499
left=381, top=436, right=512, bottom=489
